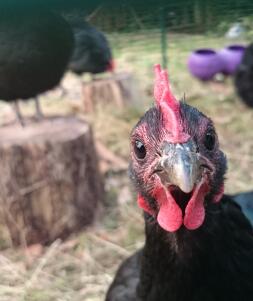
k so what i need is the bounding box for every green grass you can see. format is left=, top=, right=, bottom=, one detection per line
left=0, top=31, right=252, bottom=301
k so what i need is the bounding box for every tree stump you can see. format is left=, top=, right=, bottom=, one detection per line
left=0, top=116, right=104, bottom=247
left=81, top=72, right=141, bottom=112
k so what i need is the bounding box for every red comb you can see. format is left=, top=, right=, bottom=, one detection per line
left=153, top=64, right=189, bottom=143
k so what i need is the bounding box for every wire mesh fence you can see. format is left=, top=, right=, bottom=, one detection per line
left=73, top=1, right=251, bottom=106
left=87, top=0, right=253, bottom=57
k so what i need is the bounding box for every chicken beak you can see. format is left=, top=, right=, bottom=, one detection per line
left=157, top=141, right=200, bottom=193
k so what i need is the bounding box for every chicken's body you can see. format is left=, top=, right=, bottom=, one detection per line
left=106, top=194, right=253, bottom=301
left=106, top=65, right=253, bottom=301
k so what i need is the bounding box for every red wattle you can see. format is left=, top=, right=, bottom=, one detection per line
left=137, top=194, right=154, bottom=216
left=156, top=189, right=183, bottom=232
left=183, top=181, right=208, bottom=230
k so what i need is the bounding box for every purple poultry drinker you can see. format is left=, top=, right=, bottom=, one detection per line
left=218, top=45, right=245, bottom=75
left=188, top=49, right=222, bottom=81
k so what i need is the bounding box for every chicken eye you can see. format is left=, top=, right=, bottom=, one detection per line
left=204, top=130, right=216, bottom=150
left=134, top=140, right=146, bottom=159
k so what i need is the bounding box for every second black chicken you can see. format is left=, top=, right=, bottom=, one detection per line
left=68, top=18, right=114, bottom=77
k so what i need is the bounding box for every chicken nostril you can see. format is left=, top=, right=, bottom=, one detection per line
left=200, top=164, right=214, bottom=174
left=151, top=168, right=164, bottom=176
left=155, top=169, right=164, bottom=173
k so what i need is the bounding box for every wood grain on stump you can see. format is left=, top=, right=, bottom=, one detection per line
left=82, top=72, right=140, bottom=112
left=0, top=116, right=104, bottom=246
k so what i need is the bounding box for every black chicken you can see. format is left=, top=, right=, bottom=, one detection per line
left=234, top=43, right=253, bottom=107
left=68, top=19, right=114, bottom=77
left=106, top=64, right=253, bottom=301
left=0, top=8, right=74, bottom=125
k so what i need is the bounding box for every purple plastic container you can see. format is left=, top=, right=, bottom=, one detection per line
left=188, top=49, right=222, bottom=81
left=218, top=45, right=245, bottom=75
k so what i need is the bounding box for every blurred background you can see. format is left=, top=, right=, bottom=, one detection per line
left=0, top=0, right=253, bottom=300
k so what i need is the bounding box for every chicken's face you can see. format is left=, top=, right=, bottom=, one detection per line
left=129, top=65, right=227, bottom=232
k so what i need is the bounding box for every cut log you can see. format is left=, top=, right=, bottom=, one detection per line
left=0, top=116, right=104, bottom=247
left=81, top=72, right=141, bottom=112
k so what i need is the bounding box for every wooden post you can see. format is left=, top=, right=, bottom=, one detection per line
left=0, top=116, right=104, bottom=246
